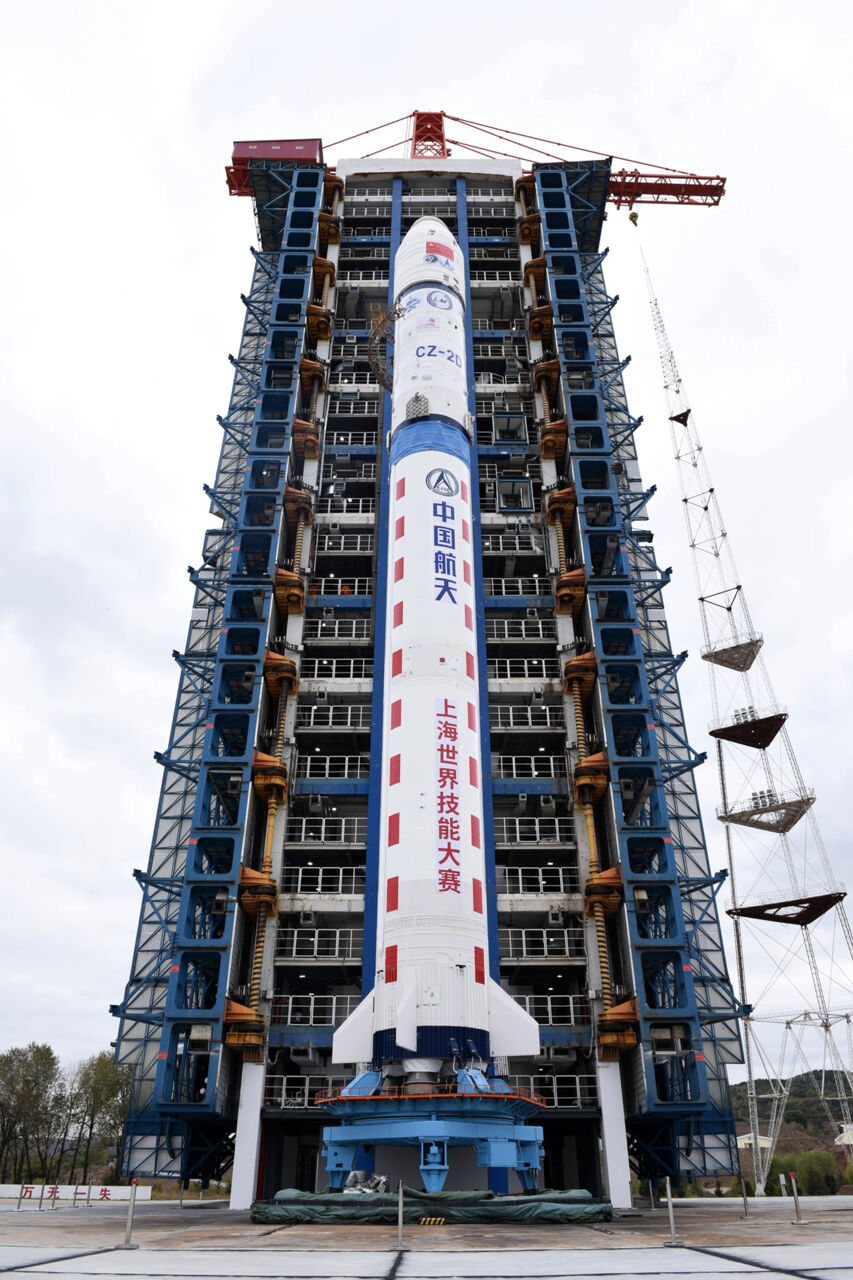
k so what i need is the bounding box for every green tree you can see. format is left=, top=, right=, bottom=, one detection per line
left=24, top=1044, right=66, bottom=1181
left=0, top=1045, right=131, bottom=1185
left=0, top=1048, right=29, bottom=1182
left=794, top=1150, right=838, bottom=1195
left=71, top=1052, right=131, bottom=1183
left=766, top=1149, right=840, bottom=1196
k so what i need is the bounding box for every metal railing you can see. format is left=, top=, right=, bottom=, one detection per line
left=492, top=755, right=567, bottom=779
left=476, top=426, right=532, bottom=447
left=499, top=864, right=580, bottom=894
left=326, top=403, right=379, bottom=423
left=471, top=270, right=519, bottom=283
left=475, top=371, right=528, bottom=387
left=469, top=200, right=515, bottom=214
left=313, top=1081, right=546, bottom=1106
left=270, top=995, right=360, bottom=1026
left=284, top=818, right=368, bottom=847
left=339, top=246, right=391, bottom=259
left=484, top=577, right=551, bottom=596
left=337, top=269, right=389, bottom=283
left=264, top=1074, right=352, bottom=1108
left=399, top=186, right=513, bottom=200
left=473, top=342, right=525, bottom=359
left=514, top=994, right=591, bottom=1026
left=506, top=1074, right=598, bottom=1108
left=401, top=186, right=456, bottom=198
left=469, top=248, right=521, bottom=264
left=402, top=202, right=462, bottom=218
left=346, top=186, right=394, bottom=198
left=331, top=341, right=368, bottom=360
left=339, top=232, right=387, bottom=243
left=494, top=816, right=575, bottom=845
left=276, top=928, right=363, bottom=960
left=314, top=533, right=374, bottom=553
left=471, top=317, right=516, bottom=330
left=708, top=703, right=787, bottom=734
left=481, top=533, right=543, bottom=554
left=303, top=617, right=372, bottom=641
left=477, top=396, right=535, bottom=419
left=489, top=704, right=565, bottom=731
left=269, top=996, right=590, bottom=1034
left=485, top=618, right=556, bottom=641
left=480, top=460, right=541, bottom=481
left=295, top=703, right=372, bottom=730
left=320, top=466, right=376, bottom=484
left=329, top=370, right=379, bottom=386
left=300, top=658, right=374, bottom=680
left=499, top=927, right=585, bottom=959
left=264, top=1071, right=595, bottom=1109
left=309, top=577, right=373, bottom=596
left=295, top=755, right=370, bottom=779
left=316, top=497, right=376, bottom=515
left=345, top=204, right=392, bottom=217
left=281, top=865, right=366, bottom=894
left=332, top=318, right=372, bottom=332
left=487, top=657, right=561, bottom=680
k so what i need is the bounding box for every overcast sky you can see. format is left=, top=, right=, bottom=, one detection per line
left=2, top=1, right=851, bottom=1081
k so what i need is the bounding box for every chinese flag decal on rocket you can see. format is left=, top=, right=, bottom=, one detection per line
left=425, top=240, right=454, bottom=269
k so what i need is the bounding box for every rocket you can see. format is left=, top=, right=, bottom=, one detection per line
left=333, top=218, right=540, bottom=1075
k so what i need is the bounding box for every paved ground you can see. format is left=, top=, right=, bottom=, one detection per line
left=0, top=1198, right=851, bottom=1278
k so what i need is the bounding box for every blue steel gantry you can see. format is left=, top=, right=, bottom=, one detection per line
left=530, top=163, right=743, bottom=1178
left=111, top=160, right=329, bottom=1181
left=112, top=134, right=743, bottom=1194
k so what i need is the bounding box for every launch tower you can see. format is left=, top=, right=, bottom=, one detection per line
left=112, top=118, right=743, bottom=1207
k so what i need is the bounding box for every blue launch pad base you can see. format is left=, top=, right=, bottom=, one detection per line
left=321, top=1086, right=544, bottom=1192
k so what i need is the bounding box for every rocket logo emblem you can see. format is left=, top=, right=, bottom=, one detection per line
left=426, top=468, right=460, bottom=497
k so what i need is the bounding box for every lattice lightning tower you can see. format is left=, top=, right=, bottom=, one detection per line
left=643, top=249, right=853, bottom=1191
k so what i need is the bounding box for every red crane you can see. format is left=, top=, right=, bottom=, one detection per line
left=227, top=111, right=726, bottom=209
left=340, top=110, right=725, bottom=208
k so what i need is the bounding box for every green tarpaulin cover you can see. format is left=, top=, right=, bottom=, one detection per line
left=251, top=1185, right=612, bottom=1225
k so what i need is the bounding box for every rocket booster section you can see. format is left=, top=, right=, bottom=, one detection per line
left=333, top=219, right=539, bottom=1069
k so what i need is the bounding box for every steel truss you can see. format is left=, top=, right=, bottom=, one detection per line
left=112, top=163, right=326, bottom=1181
left=585, top=251, right=743, bottom=1179
left=538, top=162, right=743, bottom=1181
left=643, top=251, right=853, bottom=1191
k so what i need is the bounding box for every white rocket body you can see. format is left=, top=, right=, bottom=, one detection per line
left=332, top=219, right=539, bottom=1067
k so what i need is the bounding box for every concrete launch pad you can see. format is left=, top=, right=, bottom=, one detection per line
left=1, top=1198, right=853, bottom=1278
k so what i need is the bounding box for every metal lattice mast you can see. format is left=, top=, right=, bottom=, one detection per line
left=642, top=246, right=853, bottom=1189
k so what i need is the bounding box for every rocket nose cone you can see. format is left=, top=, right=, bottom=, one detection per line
left=394, top=214, right=465, bottom=305
left=402, top=215, right=454, bottom=241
